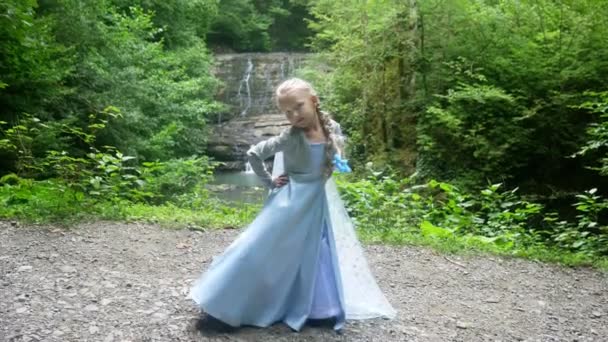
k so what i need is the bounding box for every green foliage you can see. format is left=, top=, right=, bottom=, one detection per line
left=336, top=171, right=608, bottom=260
left=0, top=107, right=121, bottom=177
left=0, top=102, right=217, bottom=206
left=0, top=116, right=38, bottom=175
left=0, top=102, right=251, bottom=228
left=207, top=0, right=272, bottom=51
left=100, top=199, right=260, bottom=230
left=418, top=65, right=530, bottom=182
left=140, top=157, right=216, bottom=204
left=0, top=175, right=260, bottom=228
left=267, top=0, right=312, bottom=51
left=48, top=2, right=221, bottom=160
left=336, top=170, right=416, bottom=234
left=544, top=189, right=608, bottom=256
left=0, top=0, right=71, bottom=122
left=0, top=113, right=70, bottom=177
left=308, top=0, right=608, bottom=191
left=84, top=148, right=147, bottom=201
left=0, top=178, right=86, bottom=223
left=112, top=0, right=218, bottom=48
left=307, top=0, right=419, bottom=170
left=207, top=0, right=312, bottom=51
left=573, top=91, right=608, bottom=176
left=1, top=1, right=222, bottom=175
left=4, top=0, right=608, bottom=273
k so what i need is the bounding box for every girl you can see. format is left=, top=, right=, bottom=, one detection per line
left=189, top=78, right=396, bottom=333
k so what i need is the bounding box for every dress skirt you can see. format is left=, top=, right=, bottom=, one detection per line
left=189, top=143, right=345, bottom=331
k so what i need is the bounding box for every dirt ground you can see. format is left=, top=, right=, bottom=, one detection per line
left=1, top=220, right=606, bottom=342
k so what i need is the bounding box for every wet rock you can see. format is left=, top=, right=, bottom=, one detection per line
left=207, top=114, right=289, bottom=170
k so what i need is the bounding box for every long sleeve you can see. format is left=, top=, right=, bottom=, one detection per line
left=246, top=128, right=291, bottom=188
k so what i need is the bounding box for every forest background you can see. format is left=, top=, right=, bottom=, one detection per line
left=1, top=0, right=607, bottom=267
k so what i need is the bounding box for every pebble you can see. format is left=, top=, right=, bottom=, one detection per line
left=60, top=266, right=77, bottom=273
left=2, top=222, right=607, bottom=341
left=456, top=321, right=471, bottom=329
left=104, top=332, right=115, bottom=342
left=84, top=304, right=99, bottom=311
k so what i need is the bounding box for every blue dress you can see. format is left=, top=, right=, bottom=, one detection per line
left=190, top=142, right=346, bottom=331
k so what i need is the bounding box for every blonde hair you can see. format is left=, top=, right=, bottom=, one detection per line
left=275, top=78, right=336, bottom=178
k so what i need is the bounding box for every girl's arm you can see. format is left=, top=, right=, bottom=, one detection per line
left=246, top=128, right=291, bottom=188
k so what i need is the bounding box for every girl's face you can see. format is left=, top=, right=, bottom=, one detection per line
left=277, top=88, right=318, bottom=129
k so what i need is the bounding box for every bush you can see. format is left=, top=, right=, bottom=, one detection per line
left=336, top=171, right=608, bottom=258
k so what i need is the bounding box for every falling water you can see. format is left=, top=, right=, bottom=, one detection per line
left=237, top=58, right=254, bottom=116
left=244, top=145, right=255, bottom=173
left=244, top=161, right=254, bottom=174
left=213, top=53, right=310, bottom=117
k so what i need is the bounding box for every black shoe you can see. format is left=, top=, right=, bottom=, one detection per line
left=306, top=317, right=337, bottom=328
left=196, top=314, right=237, bottom=334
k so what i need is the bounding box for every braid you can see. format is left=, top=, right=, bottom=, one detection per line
left=316, top=102, right=336, bottom=178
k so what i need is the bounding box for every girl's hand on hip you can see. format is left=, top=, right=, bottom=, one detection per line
left=272, top=174, right=289, bottom=188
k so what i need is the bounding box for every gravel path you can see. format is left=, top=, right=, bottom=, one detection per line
left=1, top=220, right=607, bottom=342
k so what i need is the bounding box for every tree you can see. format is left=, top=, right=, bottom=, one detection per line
left=308, top=0, right=608, bottom=192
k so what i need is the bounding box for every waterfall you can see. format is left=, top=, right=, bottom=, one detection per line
left=237, top=57, right=254, bottom=117
left=208, top=53, right=313, bottom=172
left=244, top=161, right=254, bottom=174
left=244, top=145, right=255, bottom=173
left=213, top=53, right=310, bottom=117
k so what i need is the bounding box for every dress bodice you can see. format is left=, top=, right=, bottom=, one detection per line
left=307, top=142, right=326, bottom=178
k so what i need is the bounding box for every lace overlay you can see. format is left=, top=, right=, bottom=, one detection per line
left=325, top=178, right=396, bottom=319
